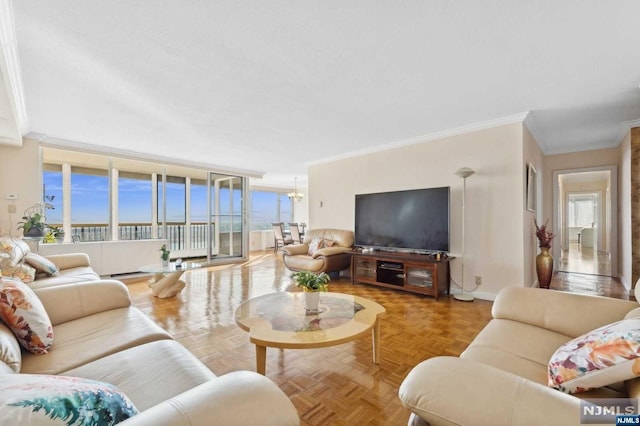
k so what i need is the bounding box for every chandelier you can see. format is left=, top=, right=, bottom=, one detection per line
left=287, top=177, right=304, bottom=201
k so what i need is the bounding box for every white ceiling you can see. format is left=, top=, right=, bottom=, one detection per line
left=3, top=1, right=640, bottom=187
left=559, top=171, right=609, bottom=185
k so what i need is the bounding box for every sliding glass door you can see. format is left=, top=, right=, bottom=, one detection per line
left=208, top=173, right=246, bottom=261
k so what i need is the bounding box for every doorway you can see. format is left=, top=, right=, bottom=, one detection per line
left=552, top=167, right=617, bottom=277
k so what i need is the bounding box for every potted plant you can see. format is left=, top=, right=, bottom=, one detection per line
left=292, top=271, right=330, bottom=312
left=534, top=219, right=555, bottom=289
left=47, top=225, right=65, bottom=243
left=17, top=203, right=50, bottom=238
left=160, top=244, right=170, bottom=267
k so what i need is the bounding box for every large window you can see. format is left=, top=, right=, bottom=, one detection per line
left=119, top=172, right=152, bottom=240
left=251, top=191, right=292, bottom=230
left=43, top=167, right=63, bottom=224
left=568, top=194, right=598, bottom=228
left=71, top=167, right=109, bottom=241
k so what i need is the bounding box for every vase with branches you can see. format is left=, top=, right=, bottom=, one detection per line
left=534, top=219, right=554, bottom=288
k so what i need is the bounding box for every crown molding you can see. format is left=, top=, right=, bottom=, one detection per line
left=307, top=112, right=530, bottom=166
left=28, top=132, right=265, bottom=179
left=0, top=0, right=28, bottom=140
left=523, top=112, right=549, bottom=155
left=616, top=118, right=640, bottom=144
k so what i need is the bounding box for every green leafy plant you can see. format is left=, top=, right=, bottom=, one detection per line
left=160, top=244, right=170, bottom=261
left=17, top=202, right=52, bottom=237
left=292, top=271, right=330, bottom=292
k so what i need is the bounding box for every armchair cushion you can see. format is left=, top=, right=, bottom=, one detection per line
left=0, top=374, right=138, bottom=425
left=548, top=318, right=640, bottom=393
left=311, top=246, right=352, bottom=259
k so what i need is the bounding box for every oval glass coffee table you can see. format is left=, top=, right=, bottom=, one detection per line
left=235, top=292, right=385, bottom=375
left=139, top=262, right=204, bottom=298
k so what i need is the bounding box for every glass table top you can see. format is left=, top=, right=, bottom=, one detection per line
left=139, top=261, right=205, bottom=274
left=235, top=292, right=385, bottom=348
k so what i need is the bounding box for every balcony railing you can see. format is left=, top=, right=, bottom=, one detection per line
left=55, top=222, right=210, bottom=252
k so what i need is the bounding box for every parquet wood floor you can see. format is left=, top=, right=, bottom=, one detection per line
left=124, top=252, right=494, bottom=425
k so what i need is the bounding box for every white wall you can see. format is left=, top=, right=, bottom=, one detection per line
left=523, top=125, right=544, bottom=287
left=0, top=139, right=41, bottom=236
left=619, top=131, right=632, bottom=288
left=309, top=123, right=525, bottom=300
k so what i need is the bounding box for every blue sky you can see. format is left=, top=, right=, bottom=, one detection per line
left=43, top=172, right=290, bottom=226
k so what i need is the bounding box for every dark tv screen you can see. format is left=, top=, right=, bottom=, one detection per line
left=355, top=187, right=450, bottom=252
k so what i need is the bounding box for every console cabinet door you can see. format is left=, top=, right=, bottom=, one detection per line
left=405, top=262, right=435, bottom=295
left=353, top=257, right=377, bottom=282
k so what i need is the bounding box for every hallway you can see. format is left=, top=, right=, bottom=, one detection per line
left=558, top=242, right=611, bottom=276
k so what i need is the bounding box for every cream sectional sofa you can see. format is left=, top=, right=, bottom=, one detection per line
left=0, top=279, right=299, bottom=425
left=0, top=236, right=101, bottom=289
left=399, top=286, right=640, bottom=426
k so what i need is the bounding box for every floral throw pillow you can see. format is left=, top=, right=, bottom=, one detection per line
left=2, top=263, right=37, bottom=283
left=0, top=374, right=138, bottom=425
left=0, top=237, right=30, bottom=267
left=308, top=237, right=324, bottom=256
left=24, top=253, right=60, bottom=277
left=548, top=318, right=640, bottom=393
left=0, top=278, right=54, bottom=354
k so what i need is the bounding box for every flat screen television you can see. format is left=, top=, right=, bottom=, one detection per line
left=354, top=187, right=450, bottom=252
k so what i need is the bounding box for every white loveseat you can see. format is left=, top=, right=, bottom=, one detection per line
left=0, top=279, right=299, bottom=425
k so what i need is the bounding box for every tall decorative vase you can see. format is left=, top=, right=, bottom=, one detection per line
left=304, top=291, right=320, bottom=312
left=536, top=246, right=553, bottom=289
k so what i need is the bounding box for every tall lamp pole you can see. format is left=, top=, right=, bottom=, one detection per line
left=454, top=167, right=475, bottom=302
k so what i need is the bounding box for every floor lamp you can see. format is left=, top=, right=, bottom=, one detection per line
left=454, top=167, right=475, bottom=302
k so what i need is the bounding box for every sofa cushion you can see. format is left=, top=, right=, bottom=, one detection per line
left=0, top=373, right=138, bottom=425
left=0, top=321, right=21, bottom=372
left=0, top=278, right=54, bottom=354
left=548, top=318, right=640, bottom=394
left=20, top=307, right=172, bottom=375
left=28, top=267, right=101, bottom=291
left=0, top=237, right=30, bottom=267
left=24, top=253, right=59, bottom=277
left=64, top=340, right=217, bottom=410
left=461, top=319, right=572, bottom=385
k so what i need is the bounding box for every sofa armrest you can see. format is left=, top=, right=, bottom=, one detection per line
left=34, top=280, right=132, bottom=325
left=121, top=371, right=299, bottom=426
left=312, top=246, right=353, bottom=258
left=45, top=253, right=91, bottom=270
left=281, top=244, right=309, bottom=256
left=492, top=287, right=637, bottom=337
left=399, top=357, right=583, bottom=426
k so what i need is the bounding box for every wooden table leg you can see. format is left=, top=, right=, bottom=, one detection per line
left=256, top=344, right=267, bottom=375
left=372, top=318, right=381, bottom=364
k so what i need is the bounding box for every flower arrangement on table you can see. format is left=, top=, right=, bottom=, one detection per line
left=292, top=271, right=330, bottom=292
left=534, top=219, right=554, bottom=248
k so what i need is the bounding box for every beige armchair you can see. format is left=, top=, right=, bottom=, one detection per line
left=281, top=228, right=353, bottom=274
